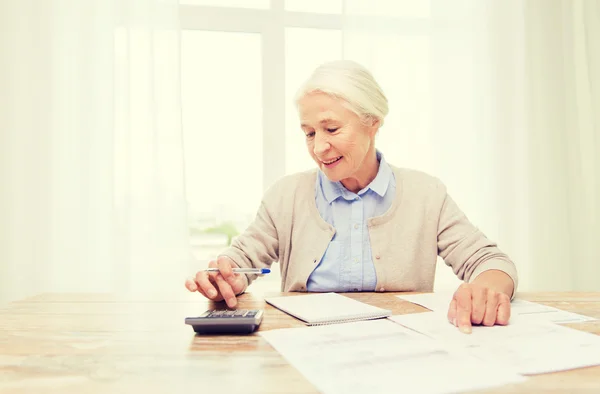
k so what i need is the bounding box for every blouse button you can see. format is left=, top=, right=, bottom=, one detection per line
left=375, top=255, right=381, bottom=260
left=379, top=287, right=385, bottom=292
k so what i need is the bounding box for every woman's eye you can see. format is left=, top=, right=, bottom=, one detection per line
left=305, top=132, right=315, bottom=138
left=326, top=128, right=338, bottom=133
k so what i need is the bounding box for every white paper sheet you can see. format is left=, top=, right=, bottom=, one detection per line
left=510, top=299, right=597, bottom=324
left=396, top=293, right=597, bottom=324
left=396, top=292, right=454, bottom=312
left=390, top=312, right=600, bottom=375
left=260, top=319, right=526, bottom=394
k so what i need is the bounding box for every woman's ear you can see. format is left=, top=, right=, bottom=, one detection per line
left=367, top=117, right=380, bottom=137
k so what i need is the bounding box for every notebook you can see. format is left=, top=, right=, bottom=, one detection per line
left=265, top=292, right=392, bottom=326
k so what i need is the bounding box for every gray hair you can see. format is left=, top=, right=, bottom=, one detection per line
left=295, top=60, right=389, bottom=127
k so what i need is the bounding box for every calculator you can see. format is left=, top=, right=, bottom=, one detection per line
left=185, top=309, right=263, bottom=334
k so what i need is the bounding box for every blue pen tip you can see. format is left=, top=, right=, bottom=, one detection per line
left=261, top=268, right=271, bottom=274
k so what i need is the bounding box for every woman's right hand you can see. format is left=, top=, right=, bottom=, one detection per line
left=185, top=256, right=247, bottom=308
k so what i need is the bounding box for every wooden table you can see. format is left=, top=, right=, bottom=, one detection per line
left=1, top=292, right=600, bottom=394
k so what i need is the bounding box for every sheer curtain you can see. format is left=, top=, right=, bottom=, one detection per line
left=0, top=0, right=190, bottom=303
left=525, top=0, right=600, bottom=291
left=342, top=0, right=599, bottom=292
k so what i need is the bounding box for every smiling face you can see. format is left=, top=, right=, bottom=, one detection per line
left=298, top=92, right=380, bottom=192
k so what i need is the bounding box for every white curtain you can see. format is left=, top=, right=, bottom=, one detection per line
left=0, top=0, right=190, bottom=303
left=525, top=0, right=600, bottom=291
left=342, top=0, right=599, bottom=292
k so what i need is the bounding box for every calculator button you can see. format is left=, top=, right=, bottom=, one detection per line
left=233, top=310, right=247, bottom=316
left=246, top=311, right=257, bottom=317
left=209, top=311, right=224, bottom=317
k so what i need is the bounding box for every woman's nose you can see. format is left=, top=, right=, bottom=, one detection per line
left=313, top=134, right=330, bottom=155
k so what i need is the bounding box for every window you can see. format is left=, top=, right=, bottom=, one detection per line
left=180, top=0, right=269, bottom=9
left=345, top=0, right=430, bottom=18
left=285, top=0, right=343, bottom=14
left=181, top=30, right=263, bottom=262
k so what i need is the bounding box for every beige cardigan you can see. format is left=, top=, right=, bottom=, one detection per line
left=220, top=166, right=518, bottom=294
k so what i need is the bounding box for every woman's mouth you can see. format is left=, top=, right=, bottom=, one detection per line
left=322, top=156, right=342, bottom=168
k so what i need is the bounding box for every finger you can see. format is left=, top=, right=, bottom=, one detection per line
left=455, top=286, right=473, bottom=334
left=192, top=282, right=209, bottom=299
left=193, top=276, right=214, bottom=299
left=214, top=273, right=237, bottom=308
left=216, top=256, right=237, bottom=287
left=496, top=293, right=512, bottom=325
left=447, top=298, right=458, bottom=326
left=195, top=271, right=219, bottom=299
left=231, top=273, right=248, bottom=295
left=470, top=286, right=487, bottom=325
left=482, top=290, right=500, bottom=326
left=185, top=278, right=198, bottom=292
left=206, top=259, right=222, bottom=285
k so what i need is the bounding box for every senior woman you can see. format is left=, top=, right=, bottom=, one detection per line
left=185, top=60, right=518, bottom=334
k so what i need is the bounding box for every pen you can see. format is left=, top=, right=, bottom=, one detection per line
left=203, top=268, right=271, bottom=275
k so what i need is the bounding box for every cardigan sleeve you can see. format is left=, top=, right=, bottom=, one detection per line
left=436, top=188, right=519, bottom=298
left=218, top=200, right=280, bottom=289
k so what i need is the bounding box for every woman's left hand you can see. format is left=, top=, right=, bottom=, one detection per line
left=447, top=283, right=511, bottom=334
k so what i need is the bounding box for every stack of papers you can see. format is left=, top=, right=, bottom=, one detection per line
left=261, top=293, right=600, bottom=394
left=260, top=319, right=526, bottom=394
